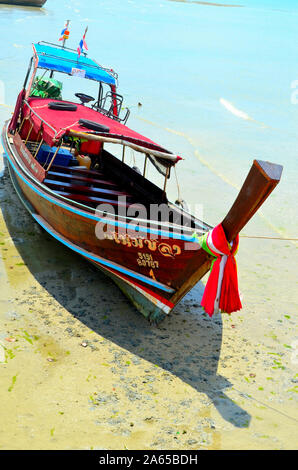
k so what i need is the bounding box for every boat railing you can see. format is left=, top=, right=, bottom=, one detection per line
left=92, top=91, right=130, bottom=125
left=23, top=99, right=58, bottom=138
left=38, top=41, right=88, bottom=57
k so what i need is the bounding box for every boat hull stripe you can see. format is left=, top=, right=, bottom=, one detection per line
left=96, top=262, right=175, bottom=309
left=30, top=213, right=174, bottom=294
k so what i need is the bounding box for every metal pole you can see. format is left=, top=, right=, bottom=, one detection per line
left=62, top=20, right=70, bottom=48
left=24, top=123, right=34, bottom=145
left=46, top=144, right=61, bottom=172
left=122, top=145, right=125, bottom=162
left=163, top=166, right=170, bottom=193
left=18, top=116, right=27, bottom=134
left=23, top=57, right=33, bottom=89
left=143, top=154, right=148, bottom=177
left=34, top=137, right=44, bottom=159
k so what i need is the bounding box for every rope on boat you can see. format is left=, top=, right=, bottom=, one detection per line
left=240, top=235, right=298, bottom=241
left=134, top=116, right=297, bottom=246
left=170, top=168, right=295, bottom=242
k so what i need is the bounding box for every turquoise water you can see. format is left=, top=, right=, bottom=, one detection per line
left=0, top=0, right=297, bottom=238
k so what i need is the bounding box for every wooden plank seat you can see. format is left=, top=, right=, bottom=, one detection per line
left=55, top=190, right=142, bottom=210
left=46, top=170, right=119, bottom=189
left=51, top=165, right=105, bottom=178
left=44, top=178, right=133, bottom=200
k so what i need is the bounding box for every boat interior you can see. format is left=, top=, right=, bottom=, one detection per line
left=20, top=124, right=208, bottom=234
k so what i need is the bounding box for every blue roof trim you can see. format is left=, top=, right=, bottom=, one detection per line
left=33, top=43, right=116, bottom=86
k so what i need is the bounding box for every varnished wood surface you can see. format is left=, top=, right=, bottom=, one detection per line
left=222, top=159, right=283, bottom=242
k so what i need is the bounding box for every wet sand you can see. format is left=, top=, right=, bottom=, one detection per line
left=0, top=144, right=297, bottom=450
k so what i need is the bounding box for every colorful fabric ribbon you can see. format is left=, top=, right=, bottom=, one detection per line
left=197, top=223, right=242, bottom=317
left=59, top=24, right=70, bottom=42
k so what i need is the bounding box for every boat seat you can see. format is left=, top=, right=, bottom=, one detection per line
left=56, top=190, right=141, bottom=210
left=46, top=170, right=120, bottom=189
left=51, top=165, right=104, bottom=178
left=44, top=178, right=133, bottom=200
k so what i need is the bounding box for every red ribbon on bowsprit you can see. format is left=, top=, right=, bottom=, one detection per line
left=199, top=223, right=242, bottom=317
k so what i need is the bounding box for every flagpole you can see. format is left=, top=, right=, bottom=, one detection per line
left=77, top=26, right=89, bottom=60
left=83, top=26, right=88, bottom=55
left=62, top=20, right=70, bottom=48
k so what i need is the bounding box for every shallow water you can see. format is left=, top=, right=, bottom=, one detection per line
left=0, top=0, right=297, bottom=450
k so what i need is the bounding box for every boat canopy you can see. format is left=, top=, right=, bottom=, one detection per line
left=33, top=43, right=116, bottom=86
left=22, top=98, right=180, bottom=166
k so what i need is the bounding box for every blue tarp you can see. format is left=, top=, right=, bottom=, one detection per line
left=33, top=43, right=116, bottom=86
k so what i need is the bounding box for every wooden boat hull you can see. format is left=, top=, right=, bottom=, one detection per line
left=5, top=164, right=179, bottom=323
left=0, top=1, right=46, bottom=6
left=2, top=120, right=283, bottom=323
left=2, top=122, right=212, bottom=323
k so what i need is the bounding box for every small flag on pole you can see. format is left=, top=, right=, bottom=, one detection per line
left=59, top=20, right=70, bottom=44
left=77, top=27, right=88, bottom=57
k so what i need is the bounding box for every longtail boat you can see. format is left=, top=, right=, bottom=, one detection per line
left=0, top=1, right=46, bottom=6
left=1, top=41, right=283, bottom=324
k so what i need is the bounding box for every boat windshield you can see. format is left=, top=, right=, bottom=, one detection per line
left=29, top=68, right=110, bottom=105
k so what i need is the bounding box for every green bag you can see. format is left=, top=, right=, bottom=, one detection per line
left=30, top=76, right=63, bottom=99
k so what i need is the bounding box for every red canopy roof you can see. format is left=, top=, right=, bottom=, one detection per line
left=23, top=98, right=168, bottom=153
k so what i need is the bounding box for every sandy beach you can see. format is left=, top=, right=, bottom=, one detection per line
left=0, top=147, right=297, bottom=450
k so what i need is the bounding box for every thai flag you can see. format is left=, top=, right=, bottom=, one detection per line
left=77, top=30, right=88, bottom=57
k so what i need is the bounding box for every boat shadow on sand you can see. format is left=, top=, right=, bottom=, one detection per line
left=0, top=165, right=251, bottom=428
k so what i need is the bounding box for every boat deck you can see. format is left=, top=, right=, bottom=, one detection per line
left=22, top=139, right=208, bottom=233
left=23, top=139, right=142, bottom=211
left=44, top=164, right=142, bottom=211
